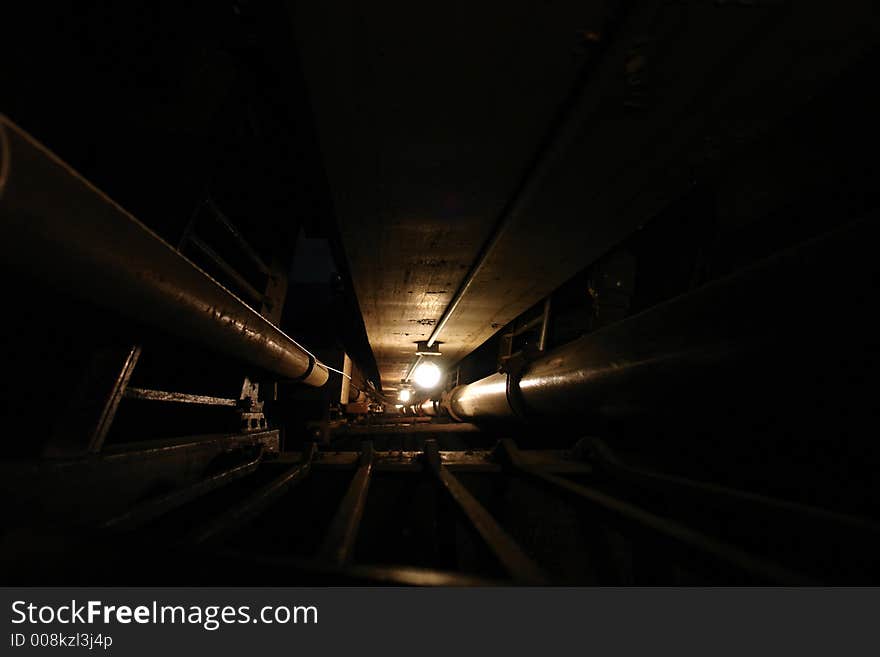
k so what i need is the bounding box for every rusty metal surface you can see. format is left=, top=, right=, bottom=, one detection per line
left=3, top=434, right=861, bottom=584
left=43, top=344, right=142, bottom=458
left=0, top=116, right=328, bottom=387
left=318, top=442, right=374, bottom=565
left=188, top=443, right=318, bottom=545
left=101, top=431, right=279, bottom=459
left=423, top=440, right=549, bottom=584
left=102, top=450, right=264, bottom=530
left=123, top=387, right=239, bottom=407
left=4, top=430, right=280, bottom=474
left=0, top=431, right=280, bottom=527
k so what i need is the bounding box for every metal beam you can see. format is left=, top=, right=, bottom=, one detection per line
left=423, top=439, right=548, bottom=584
left=188, top=443, right=318, bottom=544
left=203, top=196, right=272, bottom=278
left=318, top=441, right=374, bottom=565
left=123, top=387, right=238, bottom=407
left=0, top=116, right=328, bottom=387
left=0, top=430, right=280, bottom=528
left=586, top=438, right=880, bottom=537
left=496, top=439, right=813, bottom=585
left=278, top=448, right=591, bottom=475
left=537, top=297, right=551, bottom=351
left=102, top=450, right=264, bottom=530
left=187, top=233, right=266, bottom=304
left=44, top=344, right=141, bottom=458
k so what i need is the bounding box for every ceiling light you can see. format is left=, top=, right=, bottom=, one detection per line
left=412, top=361, right=442, bottom=389
left=398, top=388, right=412, bottom=403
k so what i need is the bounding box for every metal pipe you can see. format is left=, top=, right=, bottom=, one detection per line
left=0, top=117, right=328, bottom=386
left=416, top=399, right=441, bottom=416
left=537, top=296, right=551, bottom=351
left=404, top=354, right=423, bottom=382
left=444, top=216, right=875, bottom=422
left=424, top=8, right=630, bottom=349
left=505, top=314, right=543, bottom=339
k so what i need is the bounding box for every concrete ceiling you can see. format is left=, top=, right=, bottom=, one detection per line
left=291, top=0, right=880, bottom=389
left=290, top=0, right=610, bottom=387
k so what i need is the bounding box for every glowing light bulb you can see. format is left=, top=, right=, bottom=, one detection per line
left=412, top=361, right=442, bottom=389
left=398, top=388, right=412, bottom=403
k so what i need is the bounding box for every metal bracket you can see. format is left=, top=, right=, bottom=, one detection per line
left=238, top=376, right=267, bottom=432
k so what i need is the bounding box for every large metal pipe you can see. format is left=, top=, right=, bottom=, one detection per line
left=416, top=398, right=441, bottom=417
left=0, top=116, right=328, bottom=386
left=444, top=216, right=876, bottom=423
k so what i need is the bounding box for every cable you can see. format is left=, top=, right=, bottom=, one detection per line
left=322, top=363, right=352, bottom=380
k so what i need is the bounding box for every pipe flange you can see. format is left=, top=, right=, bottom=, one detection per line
left=500, top=352, right=531, bottom=420
left=286, top=353, right=316, bottom=383
left=505, top=370, right=528, bottom=420
left=441, top=388, right=465, bottom=423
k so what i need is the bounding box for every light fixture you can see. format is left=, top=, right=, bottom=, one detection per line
left=412, top=361, right=442, bottom=389
left=398, top=388, right=412, bottom=403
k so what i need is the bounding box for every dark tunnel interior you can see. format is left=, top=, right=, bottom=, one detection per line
left=1, top=1, right=879, bottom=586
